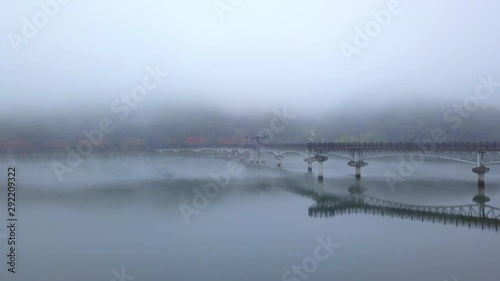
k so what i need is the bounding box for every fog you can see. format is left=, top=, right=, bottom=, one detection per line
left=2, top=154, right=500, bottom=280
left=3, top=3, right=500, bottom=280
left=2, top=0, right=500, bottom=117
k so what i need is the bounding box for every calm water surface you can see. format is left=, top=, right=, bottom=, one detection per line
left=0, top=155, right=499, bottom=281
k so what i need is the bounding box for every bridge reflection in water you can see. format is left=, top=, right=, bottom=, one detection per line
left=284, top=177, right=500, bottom=232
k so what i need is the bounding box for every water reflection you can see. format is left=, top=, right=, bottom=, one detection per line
left=285, top=176, right=500, bottom=232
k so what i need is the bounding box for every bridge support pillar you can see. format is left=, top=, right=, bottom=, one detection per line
left=473, top=166, right=489, bottom=187
left=304, top=157, right=315, bottom=172
left=252, top=150, right=260, bottom=164
left=315, top=155, right=328, bottom=181
left=348, top=161, right=368, bottom=179
left=275, top=155, right=284, bottom=168
left=472, top=152, right=489, bottom=187
left=318, top=161, right=324, bottom=181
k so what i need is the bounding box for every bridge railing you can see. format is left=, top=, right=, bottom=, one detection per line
left=302, top=141, right=499, bottom=151
left=152, top=141, right=499, bottom=152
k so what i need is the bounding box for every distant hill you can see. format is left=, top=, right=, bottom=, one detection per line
left=1, top=104, right=499, bottom=152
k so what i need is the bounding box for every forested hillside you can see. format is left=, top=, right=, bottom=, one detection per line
left=1, top=103, right=499, bottom=152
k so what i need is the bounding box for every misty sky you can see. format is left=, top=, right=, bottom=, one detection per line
left=1, top=0, right=500, bottom=116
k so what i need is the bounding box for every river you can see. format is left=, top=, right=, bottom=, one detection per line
left=0, top=154, right=499, bottom=281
